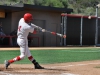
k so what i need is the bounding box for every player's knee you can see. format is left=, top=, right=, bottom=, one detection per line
left=20, top=55, right=25, bottom=59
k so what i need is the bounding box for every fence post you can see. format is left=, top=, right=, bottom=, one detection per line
left=60, top=15, right=64, bottom=46
left=95, top=7, right=98, bottom=45
left=80, top=16, right=83, bottom=46
left=63, top=14, right=67, bottom=46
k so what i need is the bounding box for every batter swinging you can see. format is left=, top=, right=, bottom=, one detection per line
left=4, top=13, right=66, bottom=69
left=4, top=13, right=45, bottom=69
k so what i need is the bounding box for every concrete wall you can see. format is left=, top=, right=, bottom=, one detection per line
left=11, top=10, right=61, bottom=47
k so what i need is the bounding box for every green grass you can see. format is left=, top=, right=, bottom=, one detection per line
left=0, top=48, right=100, bottom=64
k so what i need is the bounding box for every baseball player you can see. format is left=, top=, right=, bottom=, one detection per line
left=4, top=13, right=66, bottom=69
left=4, top=13, right=45, bottom=69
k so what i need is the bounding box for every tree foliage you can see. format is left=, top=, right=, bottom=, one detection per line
left=1, top=0, right=100, bottom=16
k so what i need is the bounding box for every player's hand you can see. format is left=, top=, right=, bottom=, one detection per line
left=51, top=32, right=56, bottom=35
left=42, top=29, right=46, bottom=32
left=63, top=35, right=66, bottom=38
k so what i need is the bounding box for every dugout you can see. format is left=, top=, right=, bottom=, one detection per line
left=0, top=4, right=73, bottom=47
left=61, top=14, right=100, bottom=46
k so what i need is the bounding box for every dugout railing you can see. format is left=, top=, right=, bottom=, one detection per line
left=0, top=36, right=40, bottom=47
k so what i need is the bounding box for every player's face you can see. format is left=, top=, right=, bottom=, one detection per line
left=29, top=17, right=33, bottom=22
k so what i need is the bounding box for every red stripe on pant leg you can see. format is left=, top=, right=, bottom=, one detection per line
left=16, top=56, right=21, bottom=61
left=8, top=59, right=14, bottom=63
left=8, top=56, right=21, bottom=63
left=28, top=56, right=33, bottom=61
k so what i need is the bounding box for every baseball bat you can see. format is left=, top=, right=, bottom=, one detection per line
left=45, top=30, right=66, bottom=38
left=31, top=23, right=66, bottom=38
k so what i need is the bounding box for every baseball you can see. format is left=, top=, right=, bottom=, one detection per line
left=88, top=16, right=91, bottom=19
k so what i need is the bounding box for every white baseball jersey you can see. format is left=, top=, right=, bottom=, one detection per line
left=17, top=18, right=34, bottom=39
left=17, top=18, right=35, bottom=57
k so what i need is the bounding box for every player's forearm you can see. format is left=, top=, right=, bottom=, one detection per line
left=31, top=23, right=45, bottom=32
left=31, top=23, right=42, bottom=31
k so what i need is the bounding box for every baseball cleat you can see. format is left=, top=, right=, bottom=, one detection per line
left=4, top=60, right=10, bottom=69
left=34, top=62, right=44, bottom=69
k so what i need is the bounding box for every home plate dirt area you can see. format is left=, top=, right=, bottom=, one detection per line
left=0, top=47, right=100, bottom=75
left=0, top=60, right=100, bottom=75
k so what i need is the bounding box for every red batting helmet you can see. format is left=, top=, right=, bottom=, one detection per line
left=23, top=13, right=33, bottom=23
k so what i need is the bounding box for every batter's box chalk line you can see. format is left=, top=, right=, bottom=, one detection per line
left=0, top=71, right=79, bottom=75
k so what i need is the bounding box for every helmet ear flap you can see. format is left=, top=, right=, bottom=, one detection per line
left=24, top=13, right=33, bottom=23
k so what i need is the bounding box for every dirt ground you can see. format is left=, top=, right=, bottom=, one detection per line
left=0, top=47, right=100, bottom=75
left=0, top=60, right=100, bottom=75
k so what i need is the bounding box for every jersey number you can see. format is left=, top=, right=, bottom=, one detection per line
left=18, top=26, right=22, bottom=31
